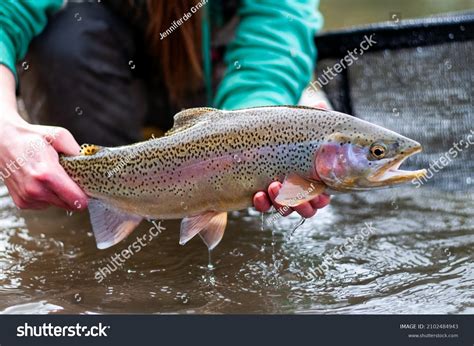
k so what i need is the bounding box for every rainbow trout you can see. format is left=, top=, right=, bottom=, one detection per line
left=59, top=106, right=426, bottom=250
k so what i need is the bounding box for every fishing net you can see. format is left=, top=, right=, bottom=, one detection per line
left=315, top=11, right=473, bottom=191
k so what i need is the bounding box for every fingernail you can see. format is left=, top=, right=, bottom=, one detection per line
left=269, top=185, right=279, bottom=197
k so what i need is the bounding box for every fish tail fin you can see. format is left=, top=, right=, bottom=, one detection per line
left=88, top=199, right=143, bottom=249
left=179, top=211, right=228, bottom=250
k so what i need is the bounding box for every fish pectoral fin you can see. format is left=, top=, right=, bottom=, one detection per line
left=179, top=211, right=228, bottom=250
left=274, top=173, right=326, bottom=207
left=88, top=199, right=143, bottom=249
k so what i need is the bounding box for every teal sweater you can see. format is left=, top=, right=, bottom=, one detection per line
left=0, top=0, right=323, bottom=110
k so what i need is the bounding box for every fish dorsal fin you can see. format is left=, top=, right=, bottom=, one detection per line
left=166, top=107, right=219, bottom=136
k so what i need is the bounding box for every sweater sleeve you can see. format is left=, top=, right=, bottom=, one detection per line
left=0, top=0, right=64, bottom=83
left=213, top=0, right=323, bottom=110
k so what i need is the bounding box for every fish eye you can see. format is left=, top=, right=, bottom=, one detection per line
left=370, top=143, right=387, bottom=159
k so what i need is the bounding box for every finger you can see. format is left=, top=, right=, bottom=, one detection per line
left=22, top=183, right=71, bottom=210
left=49, top=194, right=71, bottom=210
left=6, top=186, right=28, bottom=210
left=10, top=192, right=49, bottom=210
left=314, top=101, right=328, bottom=109
left=268, top=182, right=293, bottom=216
left=45, top=127, right=81, bottom=156
left=310, top=194, right=331, bottom=209
left=253, top=191, right=272, bottom=212
left=36, top=189, right=71, bottom=210
left=44, top=164, right=88, bottom=210
left=293, top=202, right=317, bottom=218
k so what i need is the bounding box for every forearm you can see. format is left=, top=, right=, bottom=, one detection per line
left=0, top=64, right=27, bottom=129
left=0, top=0, right=64, bottom=85
left=214, top=0, right=323, bottom=110
left=0, top=64, right=17, bottom=110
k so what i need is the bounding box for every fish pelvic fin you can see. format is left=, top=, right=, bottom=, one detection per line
left=179, top=211, right=228, bottom=250
left=166, top=107, right=219, bottom=136
left=88, top=199, right=143, bottom=249
left=80, top=144, right=104, bottom=156
left=274, top=173, right=326, bottom=207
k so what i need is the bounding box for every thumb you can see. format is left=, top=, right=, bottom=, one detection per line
left=314, top=101, right=328, bottom=110
left=43, top=127, right=81, bottom=156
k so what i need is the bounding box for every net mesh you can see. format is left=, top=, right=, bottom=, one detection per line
left=316, top=12, right=473, bottom=191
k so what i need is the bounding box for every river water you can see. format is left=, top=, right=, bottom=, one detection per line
left=0, top=183, right=472, bottom=314
left=1, top=0, right=473, bottom=315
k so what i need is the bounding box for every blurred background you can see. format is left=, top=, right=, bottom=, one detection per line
left=320, top=0, right=473, bottom=30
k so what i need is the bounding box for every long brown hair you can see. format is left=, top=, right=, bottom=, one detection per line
left=146, top=1, right=203, bottom=103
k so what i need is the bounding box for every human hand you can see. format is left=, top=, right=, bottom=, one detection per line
left=0, top=112, right=88, bottom=211
left=252, top=101, right=330, bottom=218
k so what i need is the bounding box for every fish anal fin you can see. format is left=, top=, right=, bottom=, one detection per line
left=88, top=199, right=143, bottom=249
left=166, top=107, right=219, bottom=136
left=198, top=213, right=228, bottom=250
left=274, top=173, right=326, bottom=207
left=179, top=211, right=228, bottom=250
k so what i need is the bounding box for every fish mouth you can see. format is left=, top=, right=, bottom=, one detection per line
left=368, top=146, right=427, bottom=185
